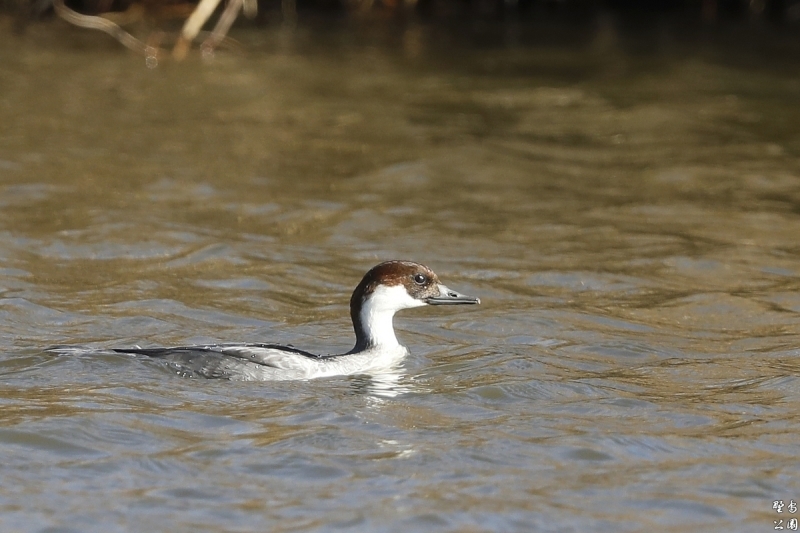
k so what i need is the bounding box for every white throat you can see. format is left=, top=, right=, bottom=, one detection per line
left=358, top=284, right=426, bottom=349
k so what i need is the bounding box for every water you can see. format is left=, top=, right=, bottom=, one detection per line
left=2, top=12, right=800, bottom=532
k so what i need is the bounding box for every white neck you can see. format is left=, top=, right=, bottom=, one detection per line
left=355, top=284, right=425, bottom=351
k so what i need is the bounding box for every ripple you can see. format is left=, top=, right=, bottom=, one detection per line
left=0, top=25, right=798, bottom=533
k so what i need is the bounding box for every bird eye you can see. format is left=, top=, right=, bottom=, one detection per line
left=413, top=274, right=427, bottom=285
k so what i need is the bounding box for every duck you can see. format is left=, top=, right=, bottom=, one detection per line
left=108, top=260, right=479, bottom=380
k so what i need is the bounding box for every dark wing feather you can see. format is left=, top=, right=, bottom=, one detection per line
left=114, top=344, right=331, bottom=379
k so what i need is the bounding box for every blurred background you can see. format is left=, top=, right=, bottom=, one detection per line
left=1, top=1, right=800, bottom=532
left=8, top=0, right=800, bottom=27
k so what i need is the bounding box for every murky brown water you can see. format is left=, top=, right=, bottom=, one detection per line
left=2, top=12, right=800, bottom=532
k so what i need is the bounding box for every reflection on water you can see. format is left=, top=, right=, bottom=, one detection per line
left=1, top=12, right=800, bottom=532
left=349, top=372, right=410, bottom=398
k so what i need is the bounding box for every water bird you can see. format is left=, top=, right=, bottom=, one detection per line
left=82, top=260, right=479, bottom=380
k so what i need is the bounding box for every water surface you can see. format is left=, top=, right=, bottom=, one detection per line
left=1, top=14, right=800, bottom=532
